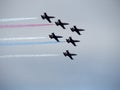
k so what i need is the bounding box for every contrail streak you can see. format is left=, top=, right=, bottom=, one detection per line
left=0, top=17, right=39, bottom=22
left=0, top=41, right=65, bottom=46
left=0, top=37, right=47, bottom=41
left=0, top=54, right=59, bottom=58
left=0, top=23, right=54, bottom=28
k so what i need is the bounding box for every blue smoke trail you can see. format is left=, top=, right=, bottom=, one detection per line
left=0, top=41, right=65, bottom=46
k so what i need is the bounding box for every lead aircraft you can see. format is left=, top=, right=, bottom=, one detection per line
left=41, top=12, right=55, bottom=23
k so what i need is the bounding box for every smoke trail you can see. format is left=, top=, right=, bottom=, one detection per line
left=0, top=41, right=65, bottom=46
left=0, top=17, right=39, bottom=22
left=0, top=54, right=59, bottom=58
left=0, top=37, right=47, bottom=41
left=0, top=23, right=54, bottom=28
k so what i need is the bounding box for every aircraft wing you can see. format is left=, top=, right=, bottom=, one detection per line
left=61, top=24, right=65, bottom=29
left=68, top=55, right=73, bottom=60
left=77, top=29, right=84, bottom=35
left=71, top=41, right=76, bottom=46
left=76, top=31, right=81, bottom=35
left=46, top=16, right=55, bottom=23
left=54, top=37, right=59, bottom=42
left=46, top=18, right=51, bottom=23
left=62, top=23, right=69, bottom=29
left=69, top=37, right=77, bottom=46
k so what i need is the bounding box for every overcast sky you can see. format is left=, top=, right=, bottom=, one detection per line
left=0, top=0, right=120, bottom=90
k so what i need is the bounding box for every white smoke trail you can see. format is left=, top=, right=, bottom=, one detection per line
left=0, top=54, right=59, bottom=58
left=0, top=37, right=47, bottom=41
left=0, top=17, right=39, bottom=22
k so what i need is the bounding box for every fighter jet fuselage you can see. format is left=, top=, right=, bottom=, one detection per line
left=63, top=50, right=77, bottom=60
left=41, top=12, right=55, bottom=23
left=71, top=26, right=84, bottom=35
left=55, top=19, right=69, bottom=29
left=66, top=37, right=80, bottom=46
left=49, top=33, right=63, bottom=42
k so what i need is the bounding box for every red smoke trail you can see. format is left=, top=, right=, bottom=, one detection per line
left=0, top=23, right=54, bottom=28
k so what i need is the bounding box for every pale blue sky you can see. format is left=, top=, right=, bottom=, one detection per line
left=0, top=0, right=120, bottom=90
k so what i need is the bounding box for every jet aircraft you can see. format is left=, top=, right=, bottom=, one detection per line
left=49, top=33, right=63, bottom=42
left=41, top=12, right=55, bottom=23
left=66, top=37, right=80, bottom=46
left=55, top=19, right=69, bottom=29
left=70, top=26, right=84, bottom=35
left=63, top=50, right=77, bottom=60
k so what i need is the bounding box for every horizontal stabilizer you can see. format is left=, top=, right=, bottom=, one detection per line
left=41, top=15, right=45, bottom=19
left=49, top=35, right=53, bottom=39
left=66, top=39, right=70, bottom=43
left=63, top=52, right=67, bottom=56
left=70, top=28, right=74, bottom=32
left=55, top=22, right=59, bottom=26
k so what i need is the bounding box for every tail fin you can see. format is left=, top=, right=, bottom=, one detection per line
left=49, top=35, right=53, bottom=39
left=63, top=52, right=67, bottom=56
left=70, top=28, right=74, bottom=32
left=41, top=15, right=45, bottom=19
left=66, top=39, right=70, bottom=43
left=55, top=22, right=58, bottom=26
